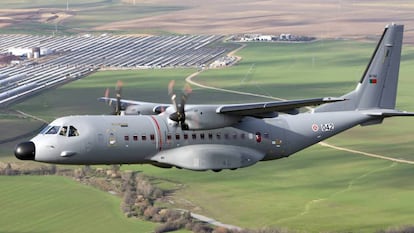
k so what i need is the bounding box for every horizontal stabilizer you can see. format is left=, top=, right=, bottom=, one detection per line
left=364, top=109, right=414, bottom=117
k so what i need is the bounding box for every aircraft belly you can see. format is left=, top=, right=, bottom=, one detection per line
left=150, top=144, right=265, bottom=171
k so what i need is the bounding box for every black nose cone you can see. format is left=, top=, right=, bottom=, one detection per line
left=14, top=141, right=35, bottom=160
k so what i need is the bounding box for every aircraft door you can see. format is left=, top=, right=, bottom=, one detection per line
left=148, top=116, right=166, bottom=151
left=267, top=118, right=288, bottom=158
left=107, top=129, right=118, bottom=146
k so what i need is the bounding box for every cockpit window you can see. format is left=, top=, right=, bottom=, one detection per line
left=45, top=126, right=60, bottom=135
left=39, top=125, right=78, bottom=136
left=40, top=125, right=51, bottom=134
left=68, top=126, right=79, bottom=137
left=59, top=126, right=68, bottom=136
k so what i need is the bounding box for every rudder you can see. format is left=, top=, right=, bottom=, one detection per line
left=316, top=23, right=404, bottom=112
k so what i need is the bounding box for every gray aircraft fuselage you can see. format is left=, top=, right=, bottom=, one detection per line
left=28, top=111, right=371, bottom=170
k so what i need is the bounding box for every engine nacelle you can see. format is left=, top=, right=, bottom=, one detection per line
left=183, top=105, right=241, bottom=130
left=124, top=104, right=169, bottom=115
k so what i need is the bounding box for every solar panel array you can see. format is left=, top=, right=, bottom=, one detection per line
left=0, top=34, right=226, bottom=106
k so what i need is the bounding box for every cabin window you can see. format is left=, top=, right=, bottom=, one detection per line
left=142, top=135, right=147, bottom=141
left=255, top=132, right=262, bottom=143
left=183, top=134, right=188, bottom=140
left=233, top=133, right=237, bottom=140
left=264, top=132, right=270, bottom=139
left=175, top=134, right=180, bottom=140
left=150, top=134, right=155, bottom=141
left=241, top=133, right=246, bottom=139
left=208, top=133, right=213, bottom=140
left=200, top=133, right=205, bottom=140
left=133, top=135, right=138, bottom=141
left=224, top=133, right=229, bottom=139
left=167, top=134, right=172, bottom=141
left=124, top=135, right=129, bottom=141
left=192, top=133, right=197, bottom=140
left=216, top=132, right=221, bottom=140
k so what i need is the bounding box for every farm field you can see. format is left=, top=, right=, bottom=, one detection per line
left=1, top=1, right=414, bottom=44
left=1, top=39, right=414, bottom=232
left=0, top=175, right=156, bottom=233
left=0, top=0, right=186, bottom=35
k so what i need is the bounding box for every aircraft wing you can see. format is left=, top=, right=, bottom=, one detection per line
left=98, top=97, right=144, bottom=106
left=216, top=97, right=346, bottom=117
left=98, top=97, right=170, bottom=114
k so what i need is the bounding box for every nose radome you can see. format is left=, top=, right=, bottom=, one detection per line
left=14, top=141, right=35, bottom=160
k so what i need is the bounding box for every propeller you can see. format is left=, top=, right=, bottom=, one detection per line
left=104, top=80, right=125, bottom=115
left=115, top=80, right=124, bottom=115
left=168, top=80, right=192, bottom=130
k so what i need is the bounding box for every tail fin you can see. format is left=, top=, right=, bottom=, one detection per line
left=316, top=23, right=404, bottom=112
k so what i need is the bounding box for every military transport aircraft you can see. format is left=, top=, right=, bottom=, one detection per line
left=14, top=24, right=414, bottom=172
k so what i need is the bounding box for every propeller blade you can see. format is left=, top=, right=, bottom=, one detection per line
left=104, top=88, right=110, bottom=105
left=171, top=94, right=178, bottom=111
left=167, top=81, right=192, bottom=130
left=168, top=80, right=175, bottom=95
left=115, top=80, right=124, bottom=115
left=183, top=83, right=192, bottom=95
left=179, top=83, right=191, bottom=113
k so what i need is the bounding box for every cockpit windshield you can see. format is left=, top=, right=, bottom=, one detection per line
left=40, top=125, right=79, bottom=137
left=42, top=126, right=60, bottom=135
left=59, top=126, right=68, bottom=136
left=68, top=126, right=79, bottom=137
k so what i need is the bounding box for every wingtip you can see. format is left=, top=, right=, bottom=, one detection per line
left=322, top=97, right=347, bottom=102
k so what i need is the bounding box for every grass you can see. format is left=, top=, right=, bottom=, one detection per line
left=0, top=175, right=155, bottom=233
left=121, top=146, right=414, bottom=233
left=2, top=39, right=414, bottom=232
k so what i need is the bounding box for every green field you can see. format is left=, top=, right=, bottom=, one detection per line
left=0, top=176, right=155, bottom=233
left=2, top=39, right=414, bottom=232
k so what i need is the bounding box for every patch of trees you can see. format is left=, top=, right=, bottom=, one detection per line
left=0, top=163, right=59, bottom=176
left=120, top=170, right=218, bottom=233
left=377, top=226, right=414, bottom=233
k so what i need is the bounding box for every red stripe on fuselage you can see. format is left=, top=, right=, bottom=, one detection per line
left=150, top=116, right=163, bottom=151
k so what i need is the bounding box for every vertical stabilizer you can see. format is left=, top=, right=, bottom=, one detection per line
left=316, top=24, right=404, bottom=112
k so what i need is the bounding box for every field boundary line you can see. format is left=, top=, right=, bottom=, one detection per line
left=319, top=142, right=414, bottom=164
left=14, top=109, right=49, bottom=124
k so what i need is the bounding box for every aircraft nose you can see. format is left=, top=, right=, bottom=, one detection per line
left=14, top=141, right=36, bottom=160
